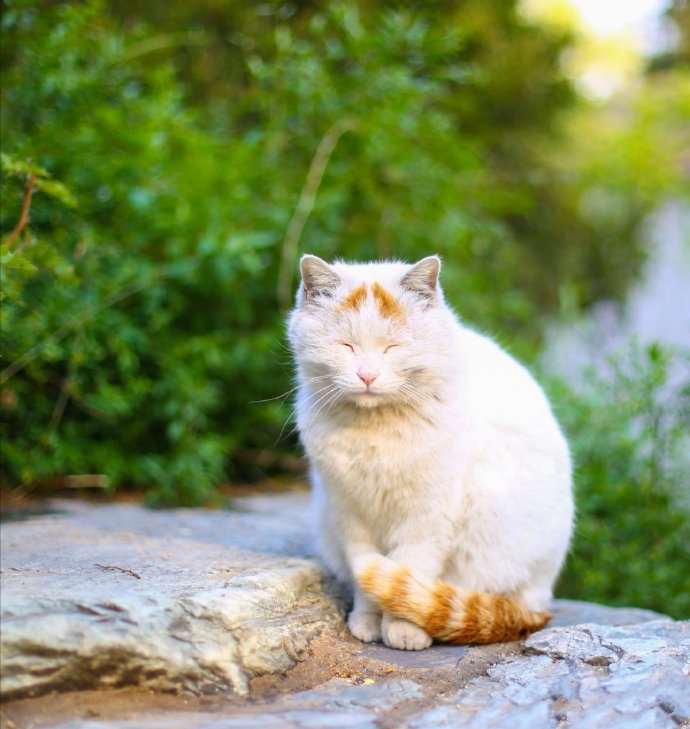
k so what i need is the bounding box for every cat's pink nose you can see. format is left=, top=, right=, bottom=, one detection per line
left=358, top=372, right=378, bottom=387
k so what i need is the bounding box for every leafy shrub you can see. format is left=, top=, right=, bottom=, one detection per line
left=1, top=2, right=287, bottom=503
left=0, top=0, right=579, bottom=502
left=1, top=0, right=680, bottom=517
left=551, top=343, right=690, bottom=619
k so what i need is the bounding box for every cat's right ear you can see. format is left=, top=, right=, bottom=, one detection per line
left=299, top=255, right=340, bottom=302
left=401, top=255, right=441, bottom=301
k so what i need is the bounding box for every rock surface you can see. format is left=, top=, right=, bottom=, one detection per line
left=1, top=494, right=342, bottom=699
left=408, top=620, right=690, bottom=728
left=1, top=493, right=688, bottom=729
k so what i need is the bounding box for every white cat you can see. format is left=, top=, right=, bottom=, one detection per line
left=288, top=254, right=574, bottom=650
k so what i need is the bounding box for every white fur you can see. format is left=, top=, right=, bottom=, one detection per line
left=288, top=256, right=574, bottom=650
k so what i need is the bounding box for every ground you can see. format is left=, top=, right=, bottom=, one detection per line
left=1, top=489, right=687, bottom=728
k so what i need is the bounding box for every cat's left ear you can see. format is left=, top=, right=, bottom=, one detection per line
left=401, top=255, right=441, bottom=300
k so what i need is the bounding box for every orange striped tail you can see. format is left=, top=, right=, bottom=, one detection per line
left=355, top=555, right=550, bottom=644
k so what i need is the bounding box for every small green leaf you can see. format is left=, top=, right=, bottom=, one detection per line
left=2, top=252, right=37, bottom=272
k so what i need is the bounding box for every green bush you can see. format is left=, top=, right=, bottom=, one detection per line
left=551, top=343, right=690, bottom=619
left=0, top=0, right=580, bottom=502
left=1, top=0, right=682, bottom=524
left=1, top=2, right=287, bottom=503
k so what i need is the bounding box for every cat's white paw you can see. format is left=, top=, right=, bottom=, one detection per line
left=348, top=611, right=382, bottom=643
left=382, top=617, right=432, bottom=650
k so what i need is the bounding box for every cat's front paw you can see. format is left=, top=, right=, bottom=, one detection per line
left=382, top=617, right=432, bottom=650
left=348, top=611, right=382, bottom=643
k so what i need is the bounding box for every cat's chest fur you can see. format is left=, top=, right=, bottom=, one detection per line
left=299, top=400, right=463, bottom=510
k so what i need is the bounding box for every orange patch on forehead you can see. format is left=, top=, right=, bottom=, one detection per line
left=372, top=282, right=405, bottom=321
left=339, top=283, right=368, bottom=312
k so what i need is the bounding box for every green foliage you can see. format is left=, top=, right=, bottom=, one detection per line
left=652, top=0, right=690, bottom=70
left=549, top=68, right=690, bottom=309
left=0, top=0, right=576, bottom=503
left=551, top=343, right=690, bottom=619
left=108, top=0, right=683, bottom=333
left=1, top=154, right=76, bottom=300
left=107, top=0, right=583, bottom=340
left=1, top=1, right=286, bottom=503
left=1, top=0, right=683, bottom=525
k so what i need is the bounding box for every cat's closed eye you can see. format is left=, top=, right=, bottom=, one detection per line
left=384, top=344, right=399, bottom=353
left=339, top=342, right=355, bottom=352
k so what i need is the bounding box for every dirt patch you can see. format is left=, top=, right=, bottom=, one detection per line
left=1, top=625, right=524, bottom=729
left=0, top=628, right=408, bottom=727
left=0, top=478, right=309, bottom=519
left=1, top=689, right=213, bottom=729
left=249, top=628, right=407, bottom=698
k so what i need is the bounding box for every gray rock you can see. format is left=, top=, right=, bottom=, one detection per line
left=285, top=677, right=423, bottom=710
left=407, top=619, right=690, bottom=728
left=54, top=710, right=379, bottom=729
left=1, top=495, right=342, bottom=700
left=2, top=493, right=687, bottom=729
left=548, top=598, right=668, bottom=627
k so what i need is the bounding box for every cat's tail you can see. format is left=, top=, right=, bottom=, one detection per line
left=355, top=555, right=550, bottom=644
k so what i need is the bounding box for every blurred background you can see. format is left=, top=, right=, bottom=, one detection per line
left=1, top=0, right=688, bottom=617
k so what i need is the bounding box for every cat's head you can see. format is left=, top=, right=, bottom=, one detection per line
left=288, top=255, right=454, bottom=410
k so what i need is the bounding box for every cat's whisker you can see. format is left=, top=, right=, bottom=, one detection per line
left=396, top=381, right=430, bottom=412
left=320, top=387, right=344, bottom=419
left=251, top=388, right=299, bottom=405
left=274, top=380, right=334, bottom=444
left=272, top=339, right=293, bottom=354
left=252, top=375, right=331, bottom=404
left=294, top=380, right=337, bottom=418
left=302, top=384, right=342, bottom=432
left=308, top=384, right=344, bottom=422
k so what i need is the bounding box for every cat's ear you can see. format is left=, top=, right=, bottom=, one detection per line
left=401, top=255, right=441, bottom=299
left=300, top=255, right=340, bottom=301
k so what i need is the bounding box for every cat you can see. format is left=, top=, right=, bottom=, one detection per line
left=287, top=254, right=574, bottom=650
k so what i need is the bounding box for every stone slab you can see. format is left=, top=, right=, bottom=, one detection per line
left=1, top=492, right=686, bottom=729
left=1, top=494, right=341, bottom=700
left=407, top=618, right=690, bottom=728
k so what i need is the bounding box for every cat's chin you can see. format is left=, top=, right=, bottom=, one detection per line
left=350, top=391, right=388, bottom=409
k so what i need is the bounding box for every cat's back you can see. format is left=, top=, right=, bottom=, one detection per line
left=451, top=324, right=563, bottom=436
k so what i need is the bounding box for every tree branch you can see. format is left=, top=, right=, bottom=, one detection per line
left=5, top=172, right=36, bottom=248
left=276, top=119, right=356, bottom=310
